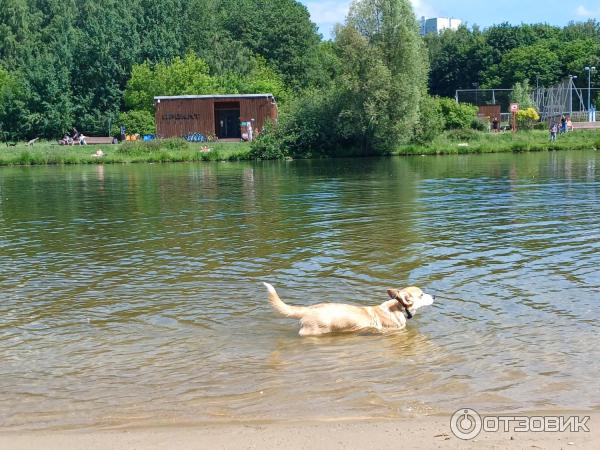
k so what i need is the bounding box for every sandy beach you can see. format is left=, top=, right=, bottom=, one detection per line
left=1, top=414, right=598, bottom=450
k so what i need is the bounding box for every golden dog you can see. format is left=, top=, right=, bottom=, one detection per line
left=263, top=282, right=434, bottom=336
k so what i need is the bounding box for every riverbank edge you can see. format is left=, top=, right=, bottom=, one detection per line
left=0, top=413, right=597, bottom=450
left=1, top=131, right=599, bottom=166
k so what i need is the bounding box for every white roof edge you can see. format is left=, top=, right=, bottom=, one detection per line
left=154, top=94, right=274, bottom=100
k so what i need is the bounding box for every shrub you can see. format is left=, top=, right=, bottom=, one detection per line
left=112, top=110, right=156, bottom=136
left=471, top=117, right=487, bottom=131
left=437, top=97, right=478, bottom=130
left=412, top=95, right=445, bottom=144
left=250, top=89, right=341, bottom=159
left=516, top=107, right=540, bottom=130
left=249, top=120, right=290, bottom=159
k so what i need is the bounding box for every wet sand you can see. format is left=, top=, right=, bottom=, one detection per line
left=1, top=414, right=598, bottom=450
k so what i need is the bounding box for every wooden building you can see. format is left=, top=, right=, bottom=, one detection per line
left=478, top=105, right=502, bottom=122
left=154, top=94, right=278, bottom=139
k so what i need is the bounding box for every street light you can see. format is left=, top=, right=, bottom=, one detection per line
left=584, top=66, right=596, bottom=113
left=569, top=75, right=578, bottom=116
left=472, top=82, right=480, bottom=105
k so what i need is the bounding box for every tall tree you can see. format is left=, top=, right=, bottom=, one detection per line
left=346, top=0, right=428, bottom=143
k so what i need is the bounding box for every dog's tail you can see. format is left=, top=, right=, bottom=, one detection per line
left=262, top=282, right=306, bottom=319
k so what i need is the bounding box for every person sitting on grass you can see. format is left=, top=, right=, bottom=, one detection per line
left=59, top=134, right=73, bottom=145
left=91, top=149, right=105, bottom=158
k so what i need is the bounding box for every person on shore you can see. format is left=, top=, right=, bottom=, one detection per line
left=560, top=115, right=567, bottom=134
left=247, top=120, right=253, bottom=142
left=550, top=122, right=558, bottom=142
left=60, top=133, right=73, bottom=145
left=492, top=117, right=499, bottom=133
left=566, top=115, right=573, bottom=132
left=120, top=124, right=126, bottom=142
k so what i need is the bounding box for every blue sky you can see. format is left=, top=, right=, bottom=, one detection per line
left=300, top=0, right=600, bottom=37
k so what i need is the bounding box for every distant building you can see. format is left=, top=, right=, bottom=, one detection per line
left=420, top=17, right=462, bottom=36
left=154, top=94, right=278, bottom=139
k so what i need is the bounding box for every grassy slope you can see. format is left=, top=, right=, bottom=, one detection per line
left=1, top=130, right=599, bottom=166
left=394, top=130, right=600, bottom=155
left=0, top=141, right=252, bottom=166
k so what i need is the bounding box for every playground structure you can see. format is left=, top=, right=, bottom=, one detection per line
left=455, top=79, right=600, bottom=125
left=531, top=77, right=590, bottom=121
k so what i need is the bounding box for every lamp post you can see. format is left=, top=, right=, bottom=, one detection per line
left=585, top=66, right=596, bottom=113
left=472, top=82, right=479, bottom=105
left=568, top=75, right=578, bottom=116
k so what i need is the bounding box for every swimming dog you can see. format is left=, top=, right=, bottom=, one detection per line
left=262, top=282, right=434, bottom=336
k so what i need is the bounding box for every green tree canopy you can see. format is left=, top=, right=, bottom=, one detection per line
left=426, top=21, right=600, bottom=96
left=124, top=53, right=288, bottom=113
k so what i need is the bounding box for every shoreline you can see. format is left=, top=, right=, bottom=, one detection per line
left=0, top=130, right=598, bottom=166
left=1, top=413, right=598, bottom=449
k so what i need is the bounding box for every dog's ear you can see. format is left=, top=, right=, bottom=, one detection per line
left=387, top=289, right=399, bottom=299
left=396, top=290, right=414, bottom=308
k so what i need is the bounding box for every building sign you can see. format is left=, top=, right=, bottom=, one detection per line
left=510, top=103, right=519, bottom=113
left=162, top=113, right=202, bottom=121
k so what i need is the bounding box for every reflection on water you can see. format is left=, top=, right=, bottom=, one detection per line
left=0, top=152, right=599, bottom=430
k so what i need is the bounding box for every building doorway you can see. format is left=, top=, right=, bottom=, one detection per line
left=214, top=102, right=241, bottom=139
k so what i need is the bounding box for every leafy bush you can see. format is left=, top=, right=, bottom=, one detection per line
left=516, top=107, right=540, bottom=130
left=112, top=110, right=156, bottom=136
left=249, top=120, right=290, bottom=159
left=534, top=122, right=548, bottom=130
left=471, top=117, right=488, bottom=131
left=250, top=88, right=342, bottom=159
left=413, top=95, right=445, bottom=143
left=437, top=98, right=478, bottom=130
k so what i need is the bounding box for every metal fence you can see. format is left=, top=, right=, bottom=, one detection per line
left=455, top=83, right=600, bottom=122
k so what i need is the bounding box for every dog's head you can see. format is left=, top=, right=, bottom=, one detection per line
left=386, top=286, right=434, bottom=319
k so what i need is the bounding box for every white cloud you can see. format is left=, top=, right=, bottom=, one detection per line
left=575, top=5, right=600, bottom=17
left=411, top=0, right=437, bottom=18
left=304, top=1, right=351, bottom=26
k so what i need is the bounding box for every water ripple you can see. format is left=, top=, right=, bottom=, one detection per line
left=0, top=153, right=599, bottom=430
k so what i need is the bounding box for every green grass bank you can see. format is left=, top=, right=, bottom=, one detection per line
left=394, top=129, right=600, bottom=155
left=0, top=140, right=251, bottom=166
left=1, top=130, right=599, bottom=166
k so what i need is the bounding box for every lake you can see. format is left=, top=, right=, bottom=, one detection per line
left=1, top=151, right=599, bottom=430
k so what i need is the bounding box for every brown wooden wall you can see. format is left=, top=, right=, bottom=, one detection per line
left=478, top=105, right=501, bottom=121
left=155, top=97, right=277, bottom=138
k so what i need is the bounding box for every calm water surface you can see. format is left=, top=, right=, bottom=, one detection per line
left=1, top=152, right=599, bottom=430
